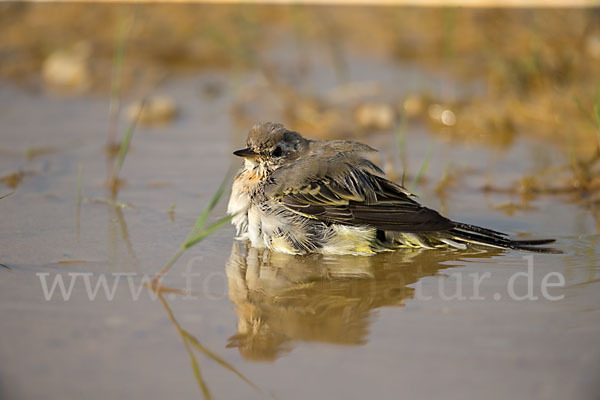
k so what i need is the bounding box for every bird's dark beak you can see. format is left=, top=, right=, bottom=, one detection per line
left=233, top=148, right=259, bottom=159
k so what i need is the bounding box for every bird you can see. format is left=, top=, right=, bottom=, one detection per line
left=227, top=122, right=558, bottom=255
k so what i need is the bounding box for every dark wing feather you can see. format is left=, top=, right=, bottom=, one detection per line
left=261, top=140, right=454, bottom=232
left=276, top=171, right=455, bottom=232
left=258, top=139, right=558, bottom=253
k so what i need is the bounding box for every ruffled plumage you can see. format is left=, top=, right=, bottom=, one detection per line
left=228, top=122, right=560, bottom=255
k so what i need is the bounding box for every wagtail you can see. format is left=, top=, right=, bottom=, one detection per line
left=227, top=122, right=557, bottom=255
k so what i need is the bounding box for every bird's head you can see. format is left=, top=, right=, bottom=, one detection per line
left=234, top=122, right=308, bottom=171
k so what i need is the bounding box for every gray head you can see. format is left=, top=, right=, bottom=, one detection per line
left=234, top=122, right=308, bottom=168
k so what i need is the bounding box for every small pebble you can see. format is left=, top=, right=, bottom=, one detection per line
left=127, top=96, right=178, bottom=125
left=354, top=103, right=396, bottom=131
left=42, top=42, right=91, bottom=91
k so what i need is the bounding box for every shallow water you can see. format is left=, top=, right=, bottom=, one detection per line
left=1, top=49, right=600, bottom=400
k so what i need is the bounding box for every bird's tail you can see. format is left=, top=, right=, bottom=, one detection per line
left=446, top=222, right=561, bottom=254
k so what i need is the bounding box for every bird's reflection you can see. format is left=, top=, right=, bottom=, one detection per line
left=226, top=242, right=502, bottom=361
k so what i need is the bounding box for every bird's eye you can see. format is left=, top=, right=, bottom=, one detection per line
left=272, top=146, right=283, bottom=157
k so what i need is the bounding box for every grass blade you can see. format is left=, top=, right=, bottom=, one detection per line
left=152, top=171, right=234, bottom=286
left=575, top=95, right=600, bottom=149
left=185, top=168, right=234, bottom=244
left=410, top=142, right=433, bottom=192
left=593, top=93, right=600, bottom=148
left=159, top=295, right=212, bottom=400
left=575, top=97, right=596, bottom=127
left=113, top=98, right=145, bottom=178
left=396, top=109, right=408, bottom=187
left=0, top=192, right=14, bottom=200
left=182, top=330, right=260, bottom=392
left=186, top=338, right=213, bottom=400
left=183, top=215, right=233, bottom=250
left=107, top=11, right=135, bottom=148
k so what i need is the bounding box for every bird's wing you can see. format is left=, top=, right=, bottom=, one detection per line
left=265, top=145, right=455, bottom=232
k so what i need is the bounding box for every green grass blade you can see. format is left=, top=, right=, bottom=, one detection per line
left=153, top=171, right=234, bottom=283
left=0, top=192, right=14, bottom=200
left=185, top=168, right=234, bottom=242
left=396, top=109, right=407, bottom=187
left=110, top=15, right=128, bottom=104
left=410, top=142, right=433, bottom=192
left=183, top=215, right=233, bottom=250
left=594, top=89, right=600, bottom=125
left=593, top=95, right=600, bottom=146
left=566, top=126, right=578, bottom=174
left=107, top=11, right=135, bottom=147
left=113, top=99, right=145, bottom=177
left=574, top=96, right=600, bottom=150
left=575, top=96, right=599, bottom=129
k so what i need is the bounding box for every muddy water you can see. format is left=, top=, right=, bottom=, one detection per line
left=1, top=55, right=600, bottom=400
